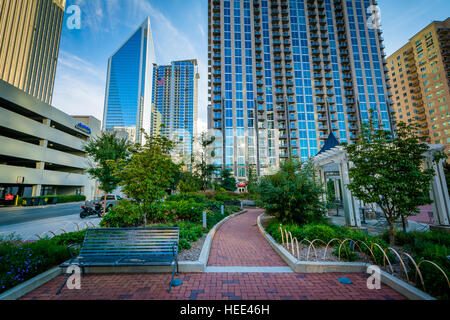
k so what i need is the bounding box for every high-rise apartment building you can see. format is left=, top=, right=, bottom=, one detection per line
left=102, top=18, right=156, bottom=144
left=208, top=0, right=392, bottom=180
left=151, top=60, right=199, bottom=159
left=0, top=0, right=65, bottom=104
left=387, top=18, right=450, bottom=158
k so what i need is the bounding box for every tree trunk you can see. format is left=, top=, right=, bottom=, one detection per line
left=103, top=193, right=107, bottom=217
left=388, top=221, right=396, bottom=246
left=143, top=203, right=147, bottom=227
left=401, top=215, right=407, bottom=233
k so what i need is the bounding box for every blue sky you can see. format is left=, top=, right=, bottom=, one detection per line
left=52, top=0, right=450, bottom=133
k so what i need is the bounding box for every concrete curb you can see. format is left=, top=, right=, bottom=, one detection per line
left=257, top=213, right=436, bottom=300
left=0, top=267, right=62, bottom=300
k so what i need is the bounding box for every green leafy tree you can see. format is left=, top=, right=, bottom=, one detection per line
left=111, top=133, right=180, bottom=226
left=246, top=163, right=259, bottom=194
left=258, top=159, right=326, bottom=225
left=178, top=171, right=203, bottom=193
left=83, top=131, right=130, bottom=216
left=345, top=119, right=447, bottom=245
left=219, top=169, right=237, bottom=192
left=194, top=132, right=216, bottom=190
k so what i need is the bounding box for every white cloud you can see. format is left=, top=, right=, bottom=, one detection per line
left=52, top=51, right=105, bottom=121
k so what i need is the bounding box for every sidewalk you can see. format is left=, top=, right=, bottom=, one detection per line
left=208, top=208, right=286, bottom=267
left=20, top=209, right=407, bottom=300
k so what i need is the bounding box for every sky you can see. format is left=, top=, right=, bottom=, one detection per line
left=52, top=0, right=450, bottom=134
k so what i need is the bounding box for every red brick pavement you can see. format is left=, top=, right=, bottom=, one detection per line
left=19, top=208, right=407, bottom=300
left=207, top=208, right=286, bottom=266
left=21, top=272, right=406, bottom=300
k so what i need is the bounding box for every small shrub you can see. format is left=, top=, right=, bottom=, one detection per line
left=301, top=224, right=337, bottom=243
left=100, top=200, right=143, bottom=228
left=166, top=193, right=207, bottom=204
left=383, top=230, right=450, bottom=300
left=51, top=230, right=87, bottom=247
left=0, top=238, right=70, bottom=294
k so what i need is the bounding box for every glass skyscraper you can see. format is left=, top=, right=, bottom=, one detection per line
left=151, top=60, right=199, bottom=161
left=208, top=0, right=392, bottom=180
left=102, top=18, right=156, bottom=144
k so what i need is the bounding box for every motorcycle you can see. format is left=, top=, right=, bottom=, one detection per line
left=80, top=202, right=103, bottom=219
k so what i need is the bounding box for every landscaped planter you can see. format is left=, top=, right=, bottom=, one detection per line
left=257, top=213, right=436, bottom=300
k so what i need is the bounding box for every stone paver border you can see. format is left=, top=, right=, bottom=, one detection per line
left=257, top=213, right=436, bottom=300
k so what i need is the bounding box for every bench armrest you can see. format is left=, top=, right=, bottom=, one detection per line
left=172, top=243, right=178, bottom=256
left=67, top=243, right=81, bottom=258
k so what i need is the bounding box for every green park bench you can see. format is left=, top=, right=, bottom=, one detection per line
left=58, top=227, right=180, bottom=294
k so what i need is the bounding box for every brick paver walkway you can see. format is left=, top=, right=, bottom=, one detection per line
left=21, top=272, right=405, bottom=300
left=20, top=208, right=407, bottom=300
left=208, top=208, right=286, bottom=266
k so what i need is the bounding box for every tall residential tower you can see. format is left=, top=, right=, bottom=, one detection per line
left=102, top=18, right=156, bottom=144
left=208, top=0, right=392, bottom=180
left=151, top=60, right=199, bottom=161
left=387, top=18, right=450, bottom=158
left=0, top=0, right=66, bottom=104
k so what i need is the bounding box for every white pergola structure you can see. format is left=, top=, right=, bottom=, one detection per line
left=312, top=144, right=450, bottom=229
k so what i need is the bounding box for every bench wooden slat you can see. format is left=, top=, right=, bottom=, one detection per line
left=65, top=227, right=180, bottom=266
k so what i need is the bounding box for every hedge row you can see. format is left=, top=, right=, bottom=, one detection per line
left=17, top=195, right=86, bottom=206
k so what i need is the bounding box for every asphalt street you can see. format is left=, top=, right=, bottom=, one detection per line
left=0, top=203, right=102, bottom=241
left=0, top=202, right=84, bottom=226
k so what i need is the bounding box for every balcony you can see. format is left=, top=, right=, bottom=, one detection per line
left=314, top=73, right=323, bottom=79
left=343, top=81, right=353, bottom=88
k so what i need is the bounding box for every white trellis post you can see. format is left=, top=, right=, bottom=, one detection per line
left=319, top=168, right=327, bottom=204
left=313, top=146, right=361, bottom=228
left=338, top=157, right=361, bottom=228
left=333, top=178, right=341, bottom=202
left=425, top=145, right=450, bottom=227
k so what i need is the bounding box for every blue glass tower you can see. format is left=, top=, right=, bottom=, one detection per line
left=151, top=60, right=199, bottom=159
left=102, top=18, right=156, bottom=144
left=208, top=0, right=392, bottom=180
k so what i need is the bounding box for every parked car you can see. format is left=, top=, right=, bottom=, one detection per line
left=84, top=194, right=122, bottom=214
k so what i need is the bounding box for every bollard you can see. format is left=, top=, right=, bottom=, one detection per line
left=240, top=201, right=244, bottom=210
left=203, top=211, right=207, bottom=228
left=221, top=205, right=224, bottom=216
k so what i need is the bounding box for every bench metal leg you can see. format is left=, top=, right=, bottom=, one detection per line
left=56, top=270, right=74, bottom=295
left=168, top=261, right=177, bottom=293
